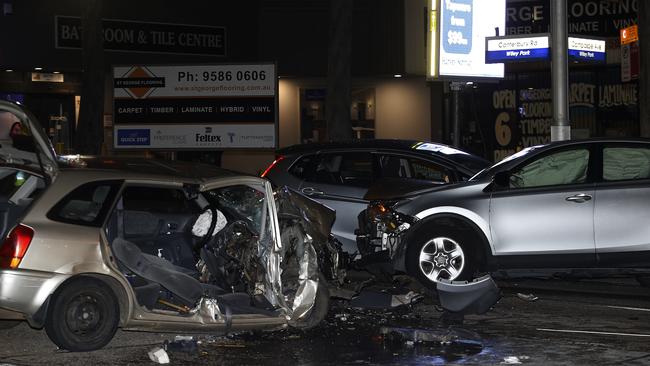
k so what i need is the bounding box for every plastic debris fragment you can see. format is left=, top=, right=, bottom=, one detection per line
left=516, top=293, right=539, bottom=302
left=148, top=347, right=170, bottom=364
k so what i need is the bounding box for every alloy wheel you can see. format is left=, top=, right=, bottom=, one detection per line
left=418, top=236, right=465, bottom=282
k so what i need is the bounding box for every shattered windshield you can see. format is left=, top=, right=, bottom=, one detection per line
left=203, top=184, right=268, bottom=239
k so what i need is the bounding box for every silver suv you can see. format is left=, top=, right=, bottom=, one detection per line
left=358, top=139, right=650, bottom=287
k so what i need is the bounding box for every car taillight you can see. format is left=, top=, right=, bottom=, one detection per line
left=261, top=155, right=285, bottom=177
left=0, top=224, right=34, bottom=269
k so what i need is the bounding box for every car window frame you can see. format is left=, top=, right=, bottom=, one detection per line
left=495, top=143, right=599, bottom=193
left=372, top=151, right=460, bottom=183
left=596, top=142, right=650, bottom=186
left=119, top=184, right=201, bottom=215
left=297, top=149, right=375, bottom=188
left=287, top=153, right=318, bottom=182
left=47, top=180, right=123, bottom=228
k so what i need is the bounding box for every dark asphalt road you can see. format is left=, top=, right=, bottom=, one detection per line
left=1, top=277, right=650, bottom=365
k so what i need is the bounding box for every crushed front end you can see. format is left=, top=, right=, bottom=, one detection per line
left=356, top=200, right=417, bottom=267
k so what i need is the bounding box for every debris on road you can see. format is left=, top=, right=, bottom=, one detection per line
left=379, top=326, right=482, bottom=347
left=349, top=288, right=423, bottom=309
left=147, top=347, right=170, bottom=364
left=329, top=286, right=358, bottom=300
left=437, top=275, right=501, bottom=315
left=502, top=355, right=530, bottom=364
left=516, top=293, right=539, bottom=302
left=335, top=313, right=349, bottom=322
left=164, top=338, right=198, bottom=353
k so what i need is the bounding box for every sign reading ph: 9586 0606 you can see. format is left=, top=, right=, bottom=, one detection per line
left=112, top=63, right=277, bottom=150
left=178, top=69, right=268, bottom=82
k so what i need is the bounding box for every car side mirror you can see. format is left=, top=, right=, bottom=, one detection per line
left=493, top=171, right=510, bottom=188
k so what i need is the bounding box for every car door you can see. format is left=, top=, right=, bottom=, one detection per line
left=298, top=151, right=373, bottom=253
left=0, top=101, right=57, bottom=239
left=117, top=184, right=201, bottom=268
left=594, top=143, right=650, bottom=266
left=0, top=101, right=58, bottom=181
left=489, top=146, right=597, bottom=264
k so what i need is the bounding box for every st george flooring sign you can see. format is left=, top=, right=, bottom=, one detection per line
left=112, top=64, right=277, bottom=149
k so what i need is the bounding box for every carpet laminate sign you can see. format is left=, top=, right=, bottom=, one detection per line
left=113, top=64, right=277, bottom=149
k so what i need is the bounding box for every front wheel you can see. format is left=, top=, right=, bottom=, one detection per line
left=45, top=278, right=120, bottom=352
left=406, top=228, right=477, bottom=288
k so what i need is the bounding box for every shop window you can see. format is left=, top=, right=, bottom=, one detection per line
left=300, top=88, right=375, bottom=142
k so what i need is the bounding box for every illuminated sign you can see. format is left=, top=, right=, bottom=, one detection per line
left=113, top=63, right=277, bottom=149
left=427, top=0, right=439, bottom=78
left=620, top=25, right=638, bottom=45
left=485, top=34, right=550, bottom=63
left=429, top=0, right=505, bottom=79
left=568, top=37, right=605, bottom=62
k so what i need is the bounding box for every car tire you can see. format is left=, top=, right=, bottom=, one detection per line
left=44, top=278, right=120, bottom=352
left=405, top=226, right=478, bottom=289
left=292, top=274, right=330, bottom=330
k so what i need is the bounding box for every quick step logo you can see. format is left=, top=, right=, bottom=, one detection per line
left=117, top=129, right=150, bottom=146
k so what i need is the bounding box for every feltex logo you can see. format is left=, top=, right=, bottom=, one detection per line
left=117, top=129, right=150, bottom=145
left=195, top=134, right=221, bottom=142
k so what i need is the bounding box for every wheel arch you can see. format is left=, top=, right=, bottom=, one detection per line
left=393, top=210, right=495, bottom=272
left=32, top=273, right=130, bottom=329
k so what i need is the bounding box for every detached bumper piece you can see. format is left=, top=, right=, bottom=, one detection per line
left=436, top=275, right=501, bottom=315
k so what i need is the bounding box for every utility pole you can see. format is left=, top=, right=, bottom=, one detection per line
left=326, top=0, right=352, bottom=141
left=450, top=82, right=462, bottom=147
left=639, top=0, right=650, bottom=137
left=76, top=0, right=105, bottom=154
left=550, top=0, right=570, bottom=141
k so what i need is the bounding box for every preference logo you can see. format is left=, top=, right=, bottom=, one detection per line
left=117, top=129, right=150, bottom=146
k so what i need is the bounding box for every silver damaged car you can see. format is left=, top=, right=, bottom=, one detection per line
left=0, top=101, right=339, bottom=351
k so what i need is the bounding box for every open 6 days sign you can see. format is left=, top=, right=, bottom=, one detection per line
left=112, top=63, right=277, bottom=150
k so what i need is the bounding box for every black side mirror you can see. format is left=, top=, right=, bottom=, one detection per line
left=493, top=171, right=510, bottom=188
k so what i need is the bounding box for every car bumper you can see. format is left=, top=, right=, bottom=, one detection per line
left=0, top=269, right=70, bottom=318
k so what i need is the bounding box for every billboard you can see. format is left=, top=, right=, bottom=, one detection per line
left=112, top=63, right=277, bottom=149
left=428, top=0, right=506, bottom=79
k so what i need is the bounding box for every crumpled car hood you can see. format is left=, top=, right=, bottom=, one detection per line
left=274, top=186, right=336, bottom=241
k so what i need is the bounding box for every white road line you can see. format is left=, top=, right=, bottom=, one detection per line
left=605, top=305, right=650, bottom=312
left=537, top=328, right=650, bottom=337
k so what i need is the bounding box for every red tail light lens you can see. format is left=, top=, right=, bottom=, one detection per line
left=0, top=224, right=34, bottom=269
left=261, top=155, right=285, bottom=177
